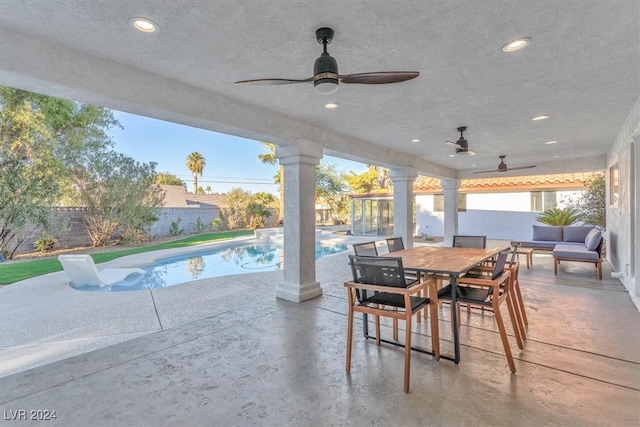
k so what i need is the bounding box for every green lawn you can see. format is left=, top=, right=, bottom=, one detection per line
left=0, top=230, right=254, bottom=285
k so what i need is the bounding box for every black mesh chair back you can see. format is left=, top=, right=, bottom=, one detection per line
left=349, top=255, right=408, bottom=290
left=385, top=237, right=405, bottom=252
left=352, top=241, right=379, bottom=256
left=453, top=235, right=487, bottom=248
left=491, top=251, right=509, bottom=280
left=509, top=243, right=520, bottom=265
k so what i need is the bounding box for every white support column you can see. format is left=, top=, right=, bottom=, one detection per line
left=389, top=167, right=418, bottom=248
left=275, top=141, right=323, bottom=302
left=441, top=178, right=461, bottom=247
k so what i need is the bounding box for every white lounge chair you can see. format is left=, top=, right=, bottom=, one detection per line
left=58, top=254, right=146, bottom=287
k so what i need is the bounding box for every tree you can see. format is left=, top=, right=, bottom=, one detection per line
left=344, top=165, right=391, bottom=193
left=68, top=150, right=165, bottom=246
left=563, top=173, right=606, bottom=229
left=258, top=142, right=283, bottom=222
left=155, top=171, right=186, bottom=188
left=186, top=152, right=206, bottom=193
left=220, top=188, right=271, bottom=230
left=316, top=162, right=349, bottom=222
left=0, top=86, right=118, bottom=257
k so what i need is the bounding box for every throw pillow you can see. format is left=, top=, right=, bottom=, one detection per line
left=532, top=225, right=563, bottom=241
left=585, top=230, right=602, bottom=251
left=563, top=226, right=595, bottom=243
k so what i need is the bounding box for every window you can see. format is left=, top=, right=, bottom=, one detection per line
left=530, top=191, right=557, bottom=212
left=609, top=160, right=619, bottom=206
left=434, top=194, right=467, bottom=212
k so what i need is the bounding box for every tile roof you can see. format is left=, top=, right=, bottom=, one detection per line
left=159, top=185, right=224, bottom=207
left=414, top=173, right=599, bottom=193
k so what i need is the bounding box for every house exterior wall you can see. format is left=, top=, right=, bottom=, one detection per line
left=606, top=95, right=639, bottom=308
left=416, top=201, right=540, bottom=241
left=415, top=190, right=583, bottom=241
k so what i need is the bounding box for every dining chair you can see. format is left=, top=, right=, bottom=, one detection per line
left=352, top=241, right=379, bottom=256
left=437, top=251, right=520, bottom=373
left=385, top=237, right=405, bottom=252
left=452, top=235, right=487, bottom=248
left=345, top=254, right=440, bottom=393
left=465, top=244, right=528, bottom=340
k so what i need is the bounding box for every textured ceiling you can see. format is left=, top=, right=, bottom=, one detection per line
left=0, top=0, right=638, bottom=178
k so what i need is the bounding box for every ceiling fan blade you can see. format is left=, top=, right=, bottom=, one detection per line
left=339, top=71, right=419, bottom=84
left=445, top=140, right=460, bottom=147
left=473, top=169, right=500, bottom=174
left=507, top=165, right=537, bottom=171
left=234, top=77, right=313, bottom=85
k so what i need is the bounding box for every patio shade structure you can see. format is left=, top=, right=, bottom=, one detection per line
left=0, top=1, right=637, bottom=308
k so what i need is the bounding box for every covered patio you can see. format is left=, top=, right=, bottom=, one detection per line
left=0, top=1, right=639, bottom=425
left=1, top=246, right=638, bottom=425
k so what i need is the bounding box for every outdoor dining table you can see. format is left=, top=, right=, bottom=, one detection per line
left=384, top=245, right=507, bottom=363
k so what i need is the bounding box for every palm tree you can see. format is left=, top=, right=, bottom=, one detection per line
left=258, top=142, right=284, bottom=222
left=185, top=152, right=206, bottom=193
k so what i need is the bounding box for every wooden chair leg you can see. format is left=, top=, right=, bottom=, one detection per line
left=346, top=294, right=354, bottom=373
left=554, top=258, right=559, bottom=275
left=429, top=301, right=440, bottom=360
left=514, top=281, right=528, bottom=326
left=505, top=293, right=523, bottom=349
left=393, top=307, right=399, bottom=340
left=493, top=303, right=516, bottom=373
left=597, top=260, right=602, bottom=280
left=403, top=314, right=412, bottom=393
left=375, top=314, right=381, bottom=346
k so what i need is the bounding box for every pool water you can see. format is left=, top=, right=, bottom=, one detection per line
left=72, top=241, right=348, bottom=292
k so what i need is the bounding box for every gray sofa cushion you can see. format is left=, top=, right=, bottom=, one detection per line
left=553, top=244, right=600, bottom=260
left=562, top=226, right=595, bottom=243
left=585, top=230, right=602, bottom=251
left=532, top=225, right=563, bottom=241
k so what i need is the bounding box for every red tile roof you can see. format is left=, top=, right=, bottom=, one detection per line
left=414, top=173, right=599, bottom=193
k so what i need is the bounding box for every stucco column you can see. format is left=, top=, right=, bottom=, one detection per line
left=275, top=141, right=323, bottom=302
left=441, top=178, right=461, bottom=247
left=389, top=167, right=418, bottom=248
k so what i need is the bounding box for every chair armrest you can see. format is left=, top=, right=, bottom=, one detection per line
left=458, top=270, right=511, bottom=288
left=344, top=278, right=436, bottom=297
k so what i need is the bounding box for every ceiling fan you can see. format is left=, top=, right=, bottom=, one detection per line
left=473, top=155, right=537, bottom=174
left=446, top=126, right=476, bottom=156
left=234, top=27, right=419, bottom=95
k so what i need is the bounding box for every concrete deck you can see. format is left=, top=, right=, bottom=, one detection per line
left=1, top=235, right=638, bottom=426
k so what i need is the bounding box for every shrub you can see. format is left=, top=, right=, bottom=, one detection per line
left=169, top=218, right=184, bottom=236
left=34, top=235, right=58, bottom=253
left=536, top=207, right=580, bottom=226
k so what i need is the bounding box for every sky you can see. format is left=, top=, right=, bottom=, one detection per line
left=108, top=111, right=368, bottom=195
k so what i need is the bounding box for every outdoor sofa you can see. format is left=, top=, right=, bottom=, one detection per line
left=511, top=225, right=604, bottom=279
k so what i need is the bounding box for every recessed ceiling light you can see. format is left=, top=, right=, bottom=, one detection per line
left=472, top=164, right=477, bottom=167
left=502, top=37, right=530, bottom=52
left=449, top=154, right=455, bottom=157
left=411, top=139, right=421, bottom=143
left=545, top=140, right=558, bottom=145
left=324, top=102, right=339, bottom=109
left=553, top=155, right=560, bottom=158
left=532, top=115, right=549, bottom=121
left=129, top=17, right=158, bottom=33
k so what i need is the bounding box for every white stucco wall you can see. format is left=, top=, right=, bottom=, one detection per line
left=416, top=195, right=542, bottom=241
left=606, top=95, right=639, bottom=309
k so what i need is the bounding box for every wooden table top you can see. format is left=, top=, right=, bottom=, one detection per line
left=384, top=246, right=507, bottom=275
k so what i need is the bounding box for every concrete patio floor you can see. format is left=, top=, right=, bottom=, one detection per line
left=0, top=236, right=638, bottom=426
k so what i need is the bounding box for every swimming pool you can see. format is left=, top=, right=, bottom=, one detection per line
left=72, top=241, right=348, bottom=292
